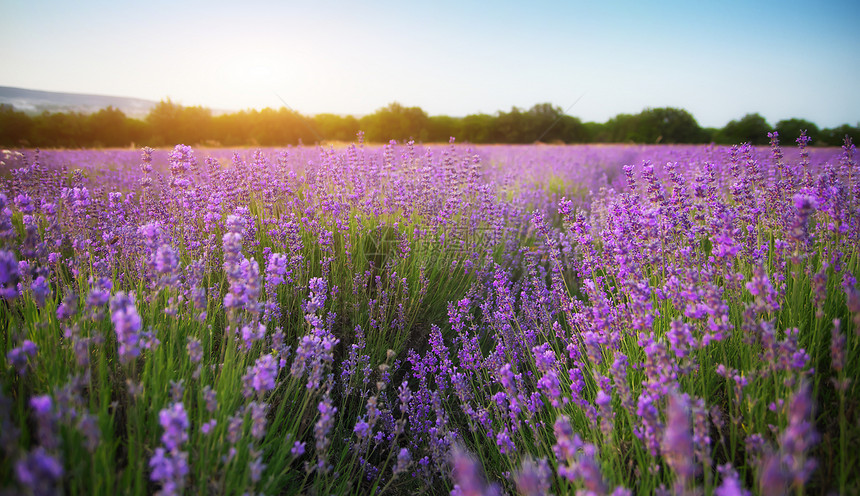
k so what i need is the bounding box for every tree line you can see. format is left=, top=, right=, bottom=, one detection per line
left=1, top=100, right=857, bottom=148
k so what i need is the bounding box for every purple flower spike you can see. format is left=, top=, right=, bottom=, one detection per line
left=243, top=353, right=279, bottom=397
left=0, top=250, right=20, bottom=300
left=450, top=445, right=501, bottom=496
left=354, top=418, right=371, bottom=438
left=661, top=391, right=696, bottom=482
left=201, top=419, right=217, bottom=435
left=15, top=447, right=63, bottom=494
left=515, top=457, right=551, bottom=496
left=291, top=441, right=306, bottom=457
left=265, top=252, right=289, bottom=289
left=30, top=276, right=49, bottom=308
left=304, top=277, right=327, bottom=315
left=149, top=447, right=189, bottom=496
left=186, top=338, right=203, bottom=364
left=314, top=393, right=337, bottom=461
left=29, top=395, right=52, bottom=416
left=394, top=447, right=410, bottom=474
left=151, top=400, right=190, bottom=496
left=158, top=402, right=189, bottom=452
left=716, top=464, right=750, bottom=496
left=779, top=381, right=818, bottom=487
left=110, top=292, right=143, bottom=364
left=7, top=340, right=38, bottom=375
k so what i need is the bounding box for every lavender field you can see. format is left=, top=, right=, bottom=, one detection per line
left=0, top=135, right=857, bottom=495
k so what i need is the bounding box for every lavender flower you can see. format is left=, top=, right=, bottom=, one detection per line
left=169, top=380, right=185, bottom=402
left=167, top=144, right=197, bottom=190
left=567, top=446, right=608, bottom=495
left=304, top=277, right=327, bottom=315
left=140, top=146, right=153, bottom=174
left=199, top=419, right=216, bottom=435
left=151, top=402, right=190, bottom=495
left=225, top=213, right=248, bottom=235
left=187, top=337, right=203, bottom=364
left=716, top=464, right=749, bottom=496
left=449, top=445, right=501, bottom=496
left=224, top=256, right=261, bottom=313
left=789, top=192, right=817, bottom=253
left=86, top=276, right=112, bottom=309
left=14, top=193, right=35, bottom=214
left=78, top=413, right=101, bottom=453
left=239, top=322, right=266, bottom=351
left=30, top=275, right=49, bottom=308
left=7, top=340, right=38, bottom=375
left=758, top=454, right=789, bottom=496
left=354, top=418, right=371, bottom=438
left=138, top=221, right=163, bottom=248
left=30, top=395, right=52, bottom=415
left=243, top=354, right=279, bottom=397
left=661, top=391, right=696, bottom=482
left=291, top=441, right=306, bottom=457
left=265, top=252, right=289, bottom=289
left=0, top=249, right=19, bottom=300
left=830, top=319, right=846, bottom=373
left=15, top=447, right=64, bottom=496
left=56, top=292, right=78, bottom=321
left=30, top=394, right=58, bottom=450
left=249, top=452, right=266, bottom=483
left=496, top=427, right=515, bottom=454
left=202, top=386, right=217, bottom=413
left=149, top=448, right=189, bottom=496
left=110, top=291, right=143, bottom=364
left=154, top=244, right=179, bottom=286
left=158, top=402, right=189, bottom=452
left=514, top=457, right=551, bottom=496
left=291, top=328, right=339, bottom=390
left=315, top=393, right=337, bottom=466
left=226, top=413, right=243, bottom=446
left=394, top=447, right=410, bottom=475
left=249, top=401, right=268, bottom=440
left=779, top=381, right=818, bottom=487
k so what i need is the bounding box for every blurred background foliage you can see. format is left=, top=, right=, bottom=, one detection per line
left=1, top=99, right=857, bottom=148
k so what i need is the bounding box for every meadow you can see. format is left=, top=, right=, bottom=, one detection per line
left=0, top=134, right=857, bottom=495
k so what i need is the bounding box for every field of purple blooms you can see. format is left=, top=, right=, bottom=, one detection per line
left=0, top=134, right=858, bottom=496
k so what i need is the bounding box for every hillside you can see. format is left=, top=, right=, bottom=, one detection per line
left=0, top=86, right=157, bottom=118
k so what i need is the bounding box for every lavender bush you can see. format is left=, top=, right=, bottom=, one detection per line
left=0, top=133, right=857, bottom=495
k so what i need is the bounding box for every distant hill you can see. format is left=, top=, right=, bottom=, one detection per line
left=0, top=86, right=158, bottom=118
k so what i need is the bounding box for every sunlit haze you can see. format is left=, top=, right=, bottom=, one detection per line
left=2, top=0, right=858, bottom=128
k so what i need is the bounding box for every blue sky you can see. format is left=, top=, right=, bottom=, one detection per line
left=1, top=0, right=858, bottom=127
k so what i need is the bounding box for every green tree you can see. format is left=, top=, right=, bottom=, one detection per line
left=526, top=103, right=561, bottom=142
left=212, top=111, right=253, bottom=146
left=87, top=106, right=131, bottom=147
left=637, top=107, right=707, bottom=144
left=602, top=113, right=640, bottom=142
left=597, top=107, right=707, bottom=144
left=249, top=107, right=317, bottom=146
left=494, top=107, right=529, bottom=143
left=313, top=113, right=360, bottom=142
left=819, top=124, right=860, bottom=147
left=360, top=102, right=429, bottom=143
left=426, top=115, right=459, bottom=143
left=0, top=104, right=33, bottom=147
left=31, top=111, right=88, bottom=148
left=146, top=99, right=182, bottom=146
left=146, top=99, right=213, bottom=146
left=717, top=113, right=771, bottom=145
left=556, top=115, right=588, bottom=143
left=582, top=121, right=607, bottom=142
left=458, top=114, right=495, bottom=144
left=775, top=118, right=820, bottom=145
